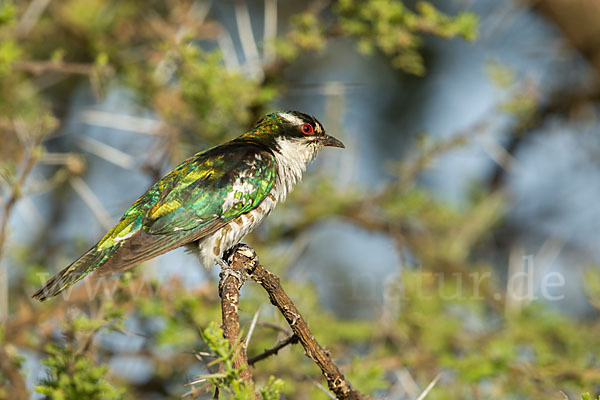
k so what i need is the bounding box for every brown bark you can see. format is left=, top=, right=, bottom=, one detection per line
left=225, top=244, right=369, bottom=400
left=217, top=259, right=256, bottom=397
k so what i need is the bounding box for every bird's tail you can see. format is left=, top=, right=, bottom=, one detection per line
left=32, top=247, right=113, bottom=301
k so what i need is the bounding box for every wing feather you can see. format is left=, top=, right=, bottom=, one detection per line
left=94, top=143, right=276, bottom=274
left=33, top=142, right=277, bottom=300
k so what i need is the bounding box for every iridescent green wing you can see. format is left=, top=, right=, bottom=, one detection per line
left=143, top=144, right=277, bottom=234
left=33, top=143, right=277, bottom=300
left=92, top=143, right=277, bottom=274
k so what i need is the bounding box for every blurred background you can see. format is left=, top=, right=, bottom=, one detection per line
left=1, top=0, right=600, bottom=398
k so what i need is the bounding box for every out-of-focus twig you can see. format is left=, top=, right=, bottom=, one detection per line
left=79, top=110, right=163, bottom=135
left=0, top=123, right=45, bottom=261
left=0, top=346, right=28, bottom=400
left=234, top=0, right=261, bottom=79
left=69, top=176, right=114, bottom=231
left=263, top=0, right=277, bottom=64
left=217, top=28, right=241, bottom=70
left=248, top=333, right=298, bottom=366
left=415, top=372, right=442, bottom=400
left=310, top=377, right=337, bottom=400
left=12, top=61, right=113, bottom=76
left=15, top=0, right=51, bottom=38
left=256, top=321, right=289, bottom=334
left=77, top=136, right=136, bottom=170
left=244, top=306, right=261, bottom=349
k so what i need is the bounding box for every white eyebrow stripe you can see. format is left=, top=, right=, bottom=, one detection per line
left=279, top=112, right=303, bottom=125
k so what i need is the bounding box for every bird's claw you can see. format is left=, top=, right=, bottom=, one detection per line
left=223, top=243, right=259, bottom=266
left=218, top=243, right=259, bottom=293
left=218, top=267, right=246, bottom=291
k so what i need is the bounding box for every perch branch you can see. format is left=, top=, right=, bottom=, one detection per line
left=226, top=244, right=369, bottom=400
left=218, top=257, right=256, bottom=397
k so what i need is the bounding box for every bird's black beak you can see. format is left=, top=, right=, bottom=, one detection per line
left=320, top=134, right=345, bottom=148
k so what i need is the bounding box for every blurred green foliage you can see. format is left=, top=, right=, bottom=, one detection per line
left=336, top=0, right=477, bottom=75
left=197, top=322, right=255, bottom=399
left=191, top=323, right=284, bottom=399
left=1, top=0, right=599, bottom=399
left=36, top=344, right=124, bottom=400
left=583, top=394, right=600, bottom=400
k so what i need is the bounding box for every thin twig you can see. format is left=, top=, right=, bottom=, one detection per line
left=0, top=262, right=6, bottom=323
left=15, top=0, right=51, bottom=37
left=415, top=373, right=442, bottom=400
left=392, top=368, right=421, bottom=398
left=248, top=333, right=299, bottom=366
left=69, top=176, right=114, bottom=231
left=12, top=61, right=112, bottom=75
left=79, top=110, right=162, bottom=135
left=245, top=305, right=261, bottom=349
left=0, top=126, right=44, bottom=261
left=76, top=296, right=108, bottom=356
left=234, top=0, right=262, bottom=79
left=77, top=136, right=136, bottom=170
left=0, top=346, right=27, bottom=400
left=310, top=376, right=337, bottom=400
left=257, top=321, right=289, bottom=334
left=217, top=27, right=240, bottom=70
left=263, top=0, right=277, bottom=64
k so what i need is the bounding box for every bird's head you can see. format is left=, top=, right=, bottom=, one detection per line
left=241, top=111, right=344, bottom=163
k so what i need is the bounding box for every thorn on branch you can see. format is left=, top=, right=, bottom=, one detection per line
left=248, top=333, right=299, bottom=366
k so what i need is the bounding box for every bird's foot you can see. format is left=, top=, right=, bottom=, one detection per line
left=218, top=244, right=259, bottom=293
left=218, top=266, right=246, bottom=292
left=223, top=243, right=259, bottom=266
left=216, top=257, right=230, bottom=270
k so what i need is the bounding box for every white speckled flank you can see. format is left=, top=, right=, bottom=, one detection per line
left=221, top=176, right=257, bottom=214
left=196, top=137, right=322, bottom=268
left=197, top=192, right=278, bottom=268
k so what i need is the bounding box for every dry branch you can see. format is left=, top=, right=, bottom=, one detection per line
left=218, top=257, right=256, bottom=397
left=224, top=244, right=369, bottom=400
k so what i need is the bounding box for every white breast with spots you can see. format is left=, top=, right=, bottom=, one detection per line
left=196, top=191, right=279, bottom=268
left=196, top=137, right=318, bottom=268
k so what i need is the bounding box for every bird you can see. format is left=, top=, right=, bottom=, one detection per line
left=32, top=111, right=344, bottom=301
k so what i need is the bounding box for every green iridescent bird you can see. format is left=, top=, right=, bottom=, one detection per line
left=32, top=111, right=343, bottom=301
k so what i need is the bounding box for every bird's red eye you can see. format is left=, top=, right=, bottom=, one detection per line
left=301, top=123, right=314, bottom=135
